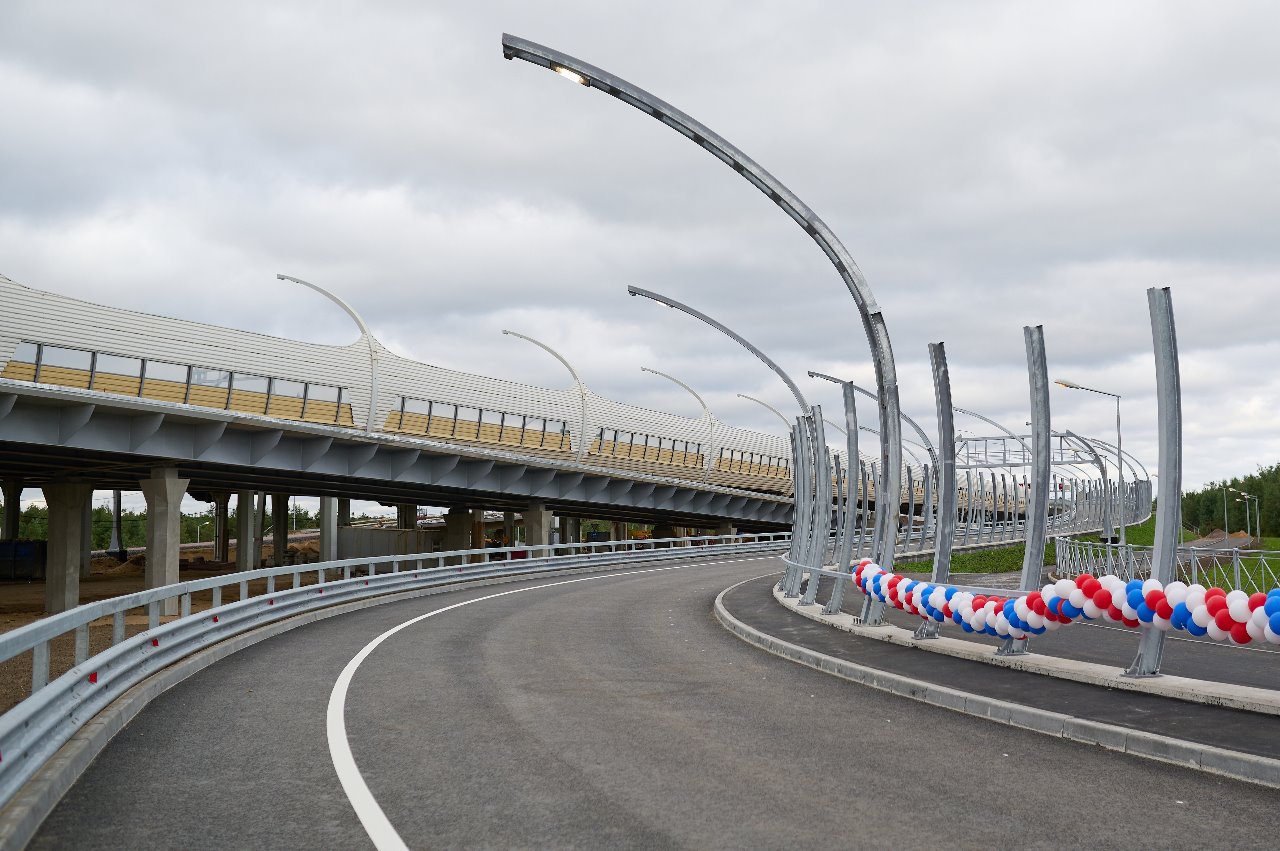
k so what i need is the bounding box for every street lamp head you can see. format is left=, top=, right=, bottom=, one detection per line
left=1054, top=379, right=1083, bottom=390
left=553, top=65, right=589, bottom=85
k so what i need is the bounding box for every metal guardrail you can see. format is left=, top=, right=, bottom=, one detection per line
left=0, top=532, right=789, bottom=812
left=1055, top=536, right=1280, bottom=595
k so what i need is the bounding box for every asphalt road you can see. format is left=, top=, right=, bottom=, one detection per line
left=33, top=555, right=1280, bottom=850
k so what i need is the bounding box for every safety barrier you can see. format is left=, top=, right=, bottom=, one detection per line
left=0, top=532, right=789, bottom=814
left=1056, top=536, right=1280, bottom=595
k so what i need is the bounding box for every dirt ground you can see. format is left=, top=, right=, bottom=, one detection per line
left=0, top=541, right=326, bottom=715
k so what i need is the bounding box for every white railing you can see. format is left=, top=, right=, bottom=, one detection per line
left=0, top=532, right=789, bottom=815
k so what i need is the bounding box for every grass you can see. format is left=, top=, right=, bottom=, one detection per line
left=893, top=539, right=1056, bottom=575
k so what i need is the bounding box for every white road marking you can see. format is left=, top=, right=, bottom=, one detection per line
left=326, top=555, right=778, bottom=850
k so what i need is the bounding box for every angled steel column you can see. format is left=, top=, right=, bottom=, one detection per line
left=823, top=379, right=860, bottom=612
left=277, top=274, right=379, bottom=435
left=801, top=408, right=834, bottom=603
left=1127, top=287, right=1182, bottom=677
left=929, top=343, right=957, bottom=585
left=504, top=33, right=903, bottom=575
left=999, top=326, right=1051, bottom=656
left=641, top=366, right=714, bottom=471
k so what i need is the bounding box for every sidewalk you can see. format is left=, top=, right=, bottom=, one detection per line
left=719, top=574, right=1280, bottom=767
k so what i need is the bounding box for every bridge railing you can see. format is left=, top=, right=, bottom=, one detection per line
left=1055, top=536, right=1280, bottom=595
left=0, top=531, right=789, bottom=815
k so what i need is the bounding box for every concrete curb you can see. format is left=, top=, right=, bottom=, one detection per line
left=715, top=579, right=1280, bottom=790
left=0, top=555, right=775, bottom=851
left=778, top=585, right=1280, bottom=717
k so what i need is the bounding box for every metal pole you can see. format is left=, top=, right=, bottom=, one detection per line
left=503, top=330, right=588, bottom=461
left=823, top=381, right=861, bottom=614
left=641, top=367, right=715, bottom=472
left=737, top=393, right=791, bottom=429
left=1126, top=287, right=1182, bottom=677
left=277, top=274, right=379, bottom=435
left=1116, top=395, right=1125, bottom=545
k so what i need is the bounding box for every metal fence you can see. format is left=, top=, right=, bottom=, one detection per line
left=0, top=532, right=789, bottom=814
left=1055, top=536, right=1280, bottom=595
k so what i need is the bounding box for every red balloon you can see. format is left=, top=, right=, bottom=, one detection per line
left=1092, top=588, right=1112, bottom=609
left=1082, top=578, right=1102, bottom=596
left=1248, top=592, right=1268, bottom=611
left=1155, top=601, right=1174, bottom=620
left=1075, top=573, right=1092, bottom=590
left=1107, top=606, right=1124, bottom=621
left=1144, top=589, right=1165, bottom=610
left=1205, top=587, right=1227, bottom=600
left=973, top=596, right=988, bottom=609
left=942, top=604, right=952, bottom=618
left=1122, top=616, right=1139, bottom=628
left=1215, top=609, right=1235, bottom=631
left=1230, top=622, right=1252, bottom=644
left=1206, top=596, right=1228, bottom=616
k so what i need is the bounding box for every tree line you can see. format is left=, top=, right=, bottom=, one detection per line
left=7, top=503, right=324, bottom=549
left=1180, top=462, right=1280, bottom=539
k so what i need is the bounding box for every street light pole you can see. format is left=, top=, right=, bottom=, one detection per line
left=737, top=394, right=791, bottom=430
left=502, top=330, right=588, bottom=461
left=641, top=366, right=714, bottom=471
left=503, top=34, right=902, bottom=573
left=1055, top=379, right=1125, bottom=545
left=277, top=274, right=379, bottom=435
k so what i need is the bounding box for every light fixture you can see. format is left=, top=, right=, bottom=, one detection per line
left=553, top=65, right=588, bottom=85
left=1054, top=379, right=1083, bottom=389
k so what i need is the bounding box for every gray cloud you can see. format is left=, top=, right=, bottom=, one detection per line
left=3, top=0, right=1279, bottom=497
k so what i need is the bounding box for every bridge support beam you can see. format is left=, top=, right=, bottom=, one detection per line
left=236, top=490, right=258, bottom=571
left=212, top=493, right=230, bottom=564
left=41, top=482, right=93, bottom=613
left=272, top=494, right=290, bottom=566
left=80, top=498, right=93, bottom=579
left=444, top=507, right=471, bottom=563
left=1, top=478, right=21, bottom=539
left=338, top=498, right=351, bottom=528
left=503, top=511, right=516, bottom=546
left=396, top=503, right=417, bottom=531
left=142, top=468, right=189, bottom=615
left=319, top=496, right=338, bottom=562
left=523, top=502, right=552, bottom=548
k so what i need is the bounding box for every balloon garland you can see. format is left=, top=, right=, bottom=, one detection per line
left=849, top=558, right=1280, bottom=646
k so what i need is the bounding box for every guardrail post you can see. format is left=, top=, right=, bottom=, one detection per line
left=31, top=641, right=49, bottom=691
left=1126, top=287, right=1182, bottom=677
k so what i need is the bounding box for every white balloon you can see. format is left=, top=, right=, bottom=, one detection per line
left=1226, top=589, right=1248, bottom=606
left=1082, top=600, right=1102, bottom=619
left=1068, top=589, right=1086, bottom=609
left=1042, top=584, right=1056, bottom=601
left=1044, top=617, right=1061, bottom=631
left=1142, top=578, right=1162, bottom=595
left=972, top=611, right=988, bottom=629
left=1055, top=579, right=1075, bottom=599
left=1191, top=605, right=1213, bottom=628
left=1246, top=619, right=1264, bottom=641
left=1163, top=581, right=1188, bottom=607
left=1252, top=607, right=1271, bottom=628
left=1184, top=589, right=1206, bottom=611
left=1152, top=615, right=1171, bottom=632
left=1027, top=611, right=1045, bottom=629
left=1229, top=600, right=1252, bottom=623
left=1122, top=604, right=1139, bottom=621
left=1265, top=624, right=1280, bottom=644
left=1206, top=622, right=1228, bottom=642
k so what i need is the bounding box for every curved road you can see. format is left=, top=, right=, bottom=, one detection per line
left=33, top=555, right=1278, bottom=849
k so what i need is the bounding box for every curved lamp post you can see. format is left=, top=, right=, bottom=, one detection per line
left=502, top=330, right=588, bottom=461
left=1056, top=379, right=1125, bottom=545
left=737, top=393, right=791, bottom=430
left=641, top=366, right=714, bottom=471
left=277, top=274, right=379, bottom=435
left=504, top=34, right=902, bottom=566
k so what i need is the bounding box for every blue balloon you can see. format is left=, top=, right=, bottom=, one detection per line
left=1268, top=588, right=1280, bottom=598
left=1061, top=602, right=1081, bottom=619
left=1186, top=621, right=1208, bottom=637
left=944, top=587, right=958, bottom=600
left=1126, top=579, right=1143, bottom=594
left=961, top=622, right=974, bottom=633
left=1136, top=602, right=1154, bottom=623
left=1265, top=597, right=1280, bottom=617
left=1171, top=602, right=1191, bottom=630
left=1127, top=589, right=1145, bottom=610
left=1270, top=612, right=1280, bottom=634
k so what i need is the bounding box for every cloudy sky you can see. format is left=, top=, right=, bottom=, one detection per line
left=3, top=1, right=1279, bottom=515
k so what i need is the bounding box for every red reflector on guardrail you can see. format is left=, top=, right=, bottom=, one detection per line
left=212, top=615, right=219, bottom=623
left=151, top=639, right=159, bottom=647
left=268, top=599, right=274, bottom=605
left=88, top=672, right=97, bottom=684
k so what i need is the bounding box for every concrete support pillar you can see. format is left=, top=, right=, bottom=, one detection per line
left=444, top=507, right=471, bottom=565
left=471, top=509, right=486, bottom=547
left=338, top=498, right=351, bottom=527
left=396, top=503, right=417, bottom=530
left=255, top=492, right=266, bottom=563
left=141, top=469, right=189, bottom=616
left=272, top=494, right=290, bottom=567
left=212, top=493, right=231, bottom=563
left=80, top=498, right=93, bottom=579
left=523, top=502, right=553, bottom=548
left=42, top=483, right=93, bottom=613
left=319, top=496, right=338, bottom=562
left=236, top=490, right=257, bottom=571
left=109, top=489, right=127, bottom=562
left=558, top=516, right=570, bottom=545
left=612, top=521, right=626, bottom=542
left=503, top=511, right=516, bottom=546
left=1, top=478, right=21, bottom=540
left=716, top=520, right=737, bottom=538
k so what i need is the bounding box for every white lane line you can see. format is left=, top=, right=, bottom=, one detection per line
left=326, top=555, right=779, bottom=850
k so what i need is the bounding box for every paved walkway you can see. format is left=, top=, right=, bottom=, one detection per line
left=724, top=574, right=1280, bottom=761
